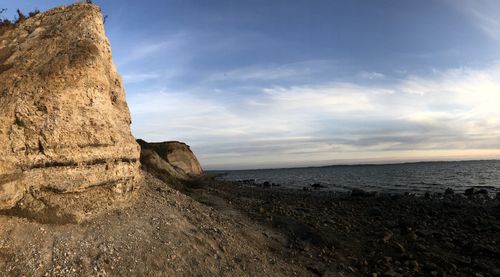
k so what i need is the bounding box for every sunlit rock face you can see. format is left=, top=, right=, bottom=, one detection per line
left=137, top=139, right=203, bottom=179
left=0, top=3, right=142, bottom=221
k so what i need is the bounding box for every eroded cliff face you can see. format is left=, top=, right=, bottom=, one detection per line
left=0, top=3, right=141, bottom=221
left=138, top=139, right=203, bottom=180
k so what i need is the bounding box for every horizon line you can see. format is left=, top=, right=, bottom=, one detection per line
left=207, top=157, right=500, bottom=171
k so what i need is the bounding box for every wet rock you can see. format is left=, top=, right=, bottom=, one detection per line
left=464, top=215, right=478, bottom=226
left=445, top=188, right=454, bottom=195
left=393, top=241, right=406, bottom=253
left=476, top=189, right=488, bottom=195
left=351, top=188, right=370, bottom=197
left=465, top=188, right=475, bottom=196
left=410, top=260, right=420, bottom=270
left=406, top=231, right=417, bottom=242
left=367, top=207, right=382, bottom=217
left=415, top=243, right=427, bottom=252
left=382, top=229, right=393, bottom=243
left=424, top=262, right=438, bottom=271
left=310, top=183, right=326, bottom=189
left=236, top=179, right=257, bottom=185
left=382, top=269, right=401, bottom=277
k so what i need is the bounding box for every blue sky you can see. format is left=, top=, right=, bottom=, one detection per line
left=2, top=0, right=500, bottom=169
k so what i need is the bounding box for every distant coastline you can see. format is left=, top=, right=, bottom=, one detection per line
left=209, top=158, right=500, bottom=172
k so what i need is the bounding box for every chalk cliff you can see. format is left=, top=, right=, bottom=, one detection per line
left=138, top=139, right=203, bottom=180
left=0, top=3, right=141, bottom=221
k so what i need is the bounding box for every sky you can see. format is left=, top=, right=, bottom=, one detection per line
left=2, top=0, right=500, bottom=169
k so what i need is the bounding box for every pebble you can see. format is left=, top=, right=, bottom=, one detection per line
left=382, top=230, right=393, bottom=243
left=382, top=270, right=400, bottom=277
left=407, top=232, right=417, bottom=242
left=425, top=262, right=438, bottom=271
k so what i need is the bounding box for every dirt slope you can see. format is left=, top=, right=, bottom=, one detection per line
left=0, top=172, right=309, bottom=276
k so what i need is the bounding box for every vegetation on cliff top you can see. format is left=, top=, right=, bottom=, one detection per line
left=0, top=8, right=40, bottom=26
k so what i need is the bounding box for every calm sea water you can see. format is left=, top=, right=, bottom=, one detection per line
left=213, top=160, right=500, bottom=194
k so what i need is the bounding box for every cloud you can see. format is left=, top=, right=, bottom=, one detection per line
left=207, top=60, right=336, bottom=82
left=358, top=71, right=385, bottom=80
left=116, top=32, right=191, bottom=66
left=208, top=65, right=305, bottom=81
left=448, top=0, right=500, bottom=42
left=259, top=84, right=376, bottom=116
left=128, top=62, right=500, bottom=169
left=117, top=41, right=168, bottom=65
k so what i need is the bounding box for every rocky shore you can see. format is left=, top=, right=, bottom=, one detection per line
left=1, top=170, right=499, bottom=276
left=184, top=177, right=500, bottom=276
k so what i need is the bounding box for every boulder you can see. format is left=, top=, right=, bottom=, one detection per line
left=0, top=3, right=141, bottom=221
left=351, top=188, right=370, bottom=197
left=310, top=183, right=326, bottom=189
left=464, top=188, right=475, bottom=196
left=444, top=188, right=454, bottom=195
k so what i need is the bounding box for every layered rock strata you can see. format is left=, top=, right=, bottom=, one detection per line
left=0, top=3, right=142, bottom=221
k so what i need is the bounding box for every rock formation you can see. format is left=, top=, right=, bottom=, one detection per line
left=137, top=139, right=203, bottom=180
left=0, top=3, right=141, bottom=222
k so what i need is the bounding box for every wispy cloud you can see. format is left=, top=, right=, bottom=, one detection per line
left=448, top=0, right=500, bottom=42
left=260, top=83, right=385, bottom=113
left=116, top=32, right=191, bottom=66
left=358, top=71, right=385, bottom=80
left=129, top=62, right=500, bottom=169
left=207, top=60, right=336, bottom=82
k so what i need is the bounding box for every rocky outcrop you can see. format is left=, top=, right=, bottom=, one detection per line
left=0, top=3, right=141, bottom=221
left=138, top=139, right=203, bottom=180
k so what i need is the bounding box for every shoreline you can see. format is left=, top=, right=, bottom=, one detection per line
left=213, top=174, right=500, bottom=198
left=1, top=171, right=499, bottom=276
left=183, top=176, right=500, bottom=276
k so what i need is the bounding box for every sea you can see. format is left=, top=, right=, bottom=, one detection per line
left=213, top=160, right=500, bottom=195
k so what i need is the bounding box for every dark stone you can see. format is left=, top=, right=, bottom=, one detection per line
left=406, top=231, right=417, bottom=242
left=310, top=183, right=325, bottom=189
left=424, top=262, right=438, bottom=271
left=415, top=243, right=427, bottom=252
left=367, top=208, right=382, bottom=217
left=351, top=188, right=369, bottom=197
left=382, top=270, right=399, bottom=277
left=476, top=188, right=488, bottom=195
left=464, top=188, right=475, bottom=196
